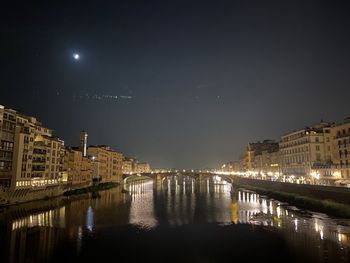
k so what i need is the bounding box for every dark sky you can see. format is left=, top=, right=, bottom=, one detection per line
left=1, top=0, right=350, bottom=169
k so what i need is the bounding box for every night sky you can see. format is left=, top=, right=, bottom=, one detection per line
left=2, top=0, right=350, bottom=169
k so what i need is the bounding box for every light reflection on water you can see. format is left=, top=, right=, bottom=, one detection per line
left=127, top=180, right=157, bottom=229
left=125, top=176, right=350, bottom=250
left=0, top=175, right=350, bottom=262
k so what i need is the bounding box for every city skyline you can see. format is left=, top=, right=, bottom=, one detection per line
left=2, top=0, right=350, bottom=168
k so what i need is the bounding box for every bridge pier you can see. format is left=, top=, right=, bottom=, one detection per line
left=153, top=174, right=162, bottom=191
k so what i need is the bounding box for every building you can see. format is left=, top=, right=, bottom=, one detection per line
left=64, top=148, right=92, bottom=186
left=134, top=162, right=151, bottom=173
left=279, top=121, right=334, bottom=183
left=242, top=140, right=279, bottom=172
left=221, top=161, right=240, bottom=172
left=0, top=105, right=64, bottom=191
left=253, top=150, right=281, bottom=178
left=87, top=145, right=123, bottom=183
left=330, top=117, right=350, bottom=181
left=122, top=157, right=134, bottom=174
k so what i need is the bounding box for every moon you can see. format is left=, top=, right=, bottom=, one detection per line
left=73, top=53, right=80, bottom=60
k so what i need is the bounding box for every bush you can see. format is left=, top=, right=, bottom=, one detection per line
left=64, top=182, right=119, bottom=196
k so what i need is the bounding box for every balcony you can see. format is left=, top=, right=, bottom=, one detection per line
left=32, top=165, right=45, bottom=172
left=32, top=158, right=46, bottom=163
left=33, top=149, right=46, bottom=155
left=336, top=132, right=350, bottom=139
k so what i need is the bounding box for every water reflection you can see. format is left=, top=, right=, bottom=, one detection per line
left=0, top=188, right=128, bottom=262
left=127, top=180, right=157, bottom=229
left=0, top=175, right=350, bottom=263
left=234, top=189, right=350, bottom=249
left=12, top=207, right=66, bottom=230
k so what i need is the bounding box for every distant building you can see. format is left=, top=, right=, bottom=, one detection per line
left=279, top=121, right=334, bottom=183
left=0, top=105, right=64, bottom=190
left=87, top=145, right=123, bottom=183
left=64, top=147, right=92, bottom=186
left=253, top=150, right=281, bottom=177
left=135, top=162, right=151, bottom=173
left=242, top=140, right=279, bottom=171
left=221, top=161, right=240, bottom=172
left=122, top=157, right=135, bottom=174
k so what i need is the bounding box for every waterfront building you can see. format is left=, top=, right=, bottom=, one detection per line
left=330, top=117, right=350, bottom=181
left=87, top=145, right=123, bottom=183
left=122, top=157, right=135, bottom=174
left=64, top=148, right=92, bottom=186
left=253, top=150, right=281, bottom=178
left=242, top=140, right=279, bottom=172
left=279, top=121, right=334, bottom=183
left=135, top=162, right=151, bottom=173
left=238, top=154, right=248, bottom=171
left=0, top=105, right=64, bottom=191
left=221, top=161, right=240, bottom=172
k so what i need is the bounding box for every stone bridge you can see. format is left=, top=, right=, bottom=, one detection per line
left=122, top=172, right=235, bottom=185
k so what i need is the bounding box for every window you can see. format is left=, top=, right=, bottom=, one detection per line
left=315, top=137, right=319, bottom=142
left=316, top=145, right=320, bottom=151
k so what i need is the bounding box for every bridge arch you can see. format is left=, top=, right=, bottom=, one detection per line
left=122, top=174, right=153, bottom=185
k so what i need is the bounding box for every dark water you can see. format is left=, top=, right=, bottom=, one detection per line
left=1, top=176, right=350, bottom=262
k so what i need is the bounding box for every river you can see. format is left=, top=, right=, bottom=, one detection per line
left=0, top=175, right=349, bottom=262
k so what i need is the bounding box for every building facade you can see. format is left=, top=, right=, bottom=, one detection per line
left=64, top=148, right=92, bottom=186
left=87, top=145, right=123, bottom=183
left=242, top=140, right=279, bottom=171
left=279, top=122, right=333, bottom=183
left=221, top=161, right=240, bottom=172
left=331, top=117, right=350, bottom=180
left=122, top=157, right=134, bottom=174
left=0, top=105, right=64, bottom=191
left=134, top=162, right=151, bottom=173
left=253, top=150, right=281, bottom=178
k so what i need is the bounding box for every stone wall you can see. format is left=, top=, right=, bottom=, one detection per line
left=235, top=177, right=350, bottom=205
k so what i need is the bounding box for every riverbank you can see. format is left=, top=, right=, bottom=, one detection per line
left=63, top=182, right=120, bottom=196
left=233, top=181, right=350, bottom=218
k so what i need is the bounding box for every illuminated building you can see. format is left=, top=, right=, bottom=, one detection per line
left=221, top=161, right=240, bottom=172
left=279, top=121, right=334, bottom=183
left=330, top=117, right=350, bottom=181
left=0, top=105, right=64, bottom=190
left=241, top=140, right=279, bottom=171
left=253, top=150, right=281, bottom=178
left=87, top=145, right=123, bottom=183
left=122, top=157, right=134, bottom=174
left=64, top=148, right=92, bottom=186
left=134, top=162, right=151, bottom=173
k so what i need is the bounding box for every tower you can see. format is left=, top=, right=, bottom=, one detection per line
left=79, top=130, right=88, bottom=157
